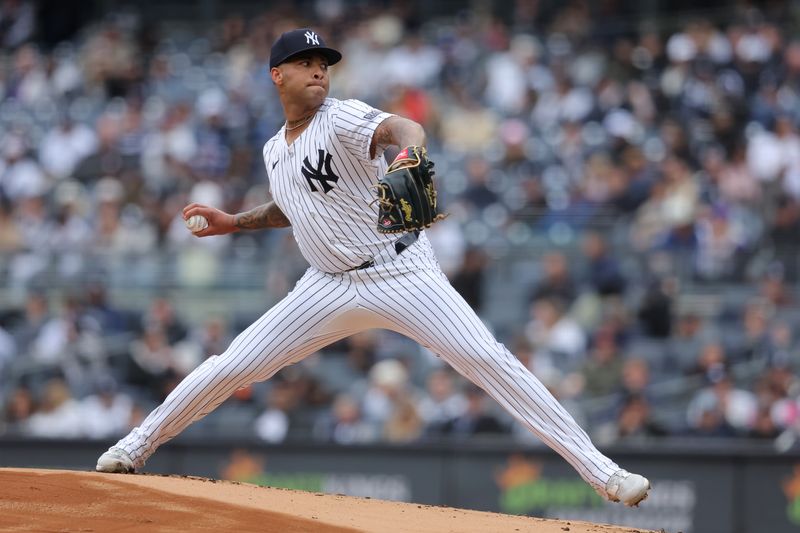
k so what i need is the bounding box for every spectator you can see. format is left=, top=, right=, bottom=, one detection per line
left=758, top=263, right=794, bottom=310
left=82, top=279, right=133, bottom=335
left=747, top=115, right=800, bottom=202
left=0, top=196, right=23, bottom=253
left=531, top=71, right=593, bottom=128
left=1, top=385, right=35, bottom=435
left=688, top=341, right=729, bottom=381
left=24, top=378, right=83, bottom=438
left=766, top=366, right=800, bottom=435
left=637, top=277, right=675, bottom=339
left=380, top=31, right=443, bottom=90
left=126, top=324, right=180, bottom=401
left=450, top=247, right=489, bottom=313
left=732, top=300, right=772, bottom=365
left=91, top=177, right=158, bottom=254
left=72, top=115, right=127, bottom=185
left=383, top=396, right=424, bottom=443
left=461, top=156, right=500, bottom=213
left=140, top=104, right=197, bottom=193
left=82, top=22, right=140, bottom=97
left=762, top=321, right=796, bottom=370
left=529, top=252, right=576, bottom=305
left=9, top=291, right=51, bottom=360
left=79, top=377, right=134, bottom=438
left=417, top=368, right=467, bottom=429
left=483, top=33, right=538, bottom=116
left=0, top=0, right=35, bottom=49
left=631, top=157, right=699, bottom=252
left=254, top=382, right=294, bottom=443
left=142, top=297, right=188, bottom=344
left=438, top=386, right=507, bottom=438
left=601, top=394, right=668, bottom=444
left=525, top=297, right=586, bottom=370
left=38, top=118, right=98, bottom=180
left=668, top=310, right=709, bottom=374
left=686, top=368, right=758, bottom=437
left=9, top=192, right=52, bottom=287
left=694, top=203, right=748, bottom=281
left=382, top=85, right=438, bottom=133
left=580, top=232, right=626, bottom=296
left=769, top=195, right=800, bottom=279
left=0, top=323, right=15, bottom=377
left=49, top=181, right=93, bottom=278
left=5, top=44, right=48, bottom=104
left=609, top=145, right=652, bottom=214
left=618, top=357, right=652, bottom=401
left=716, top=142, right=760, bottom=205
left=1, top=135, right=49, bottom=201
left=748, top=406, right=781, bottom=439
left=361, top=359, right=413, bottom=428
left=193, top=88, right=233, bottom=178
left=315, top=393, right=378, bottom=444
left=438, top=87, right=500, bottom=152
left=575, top=326, right=625, bottom=399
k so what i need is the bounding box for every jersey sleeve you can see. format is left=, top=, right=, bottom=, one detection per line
left=332, top=99, right=394, bottom=162
left=262, top=139, right=275, bottom=191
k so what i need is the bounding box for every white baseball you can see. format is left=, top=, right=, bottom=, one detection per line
left=185, top=215, right=209, bottom=233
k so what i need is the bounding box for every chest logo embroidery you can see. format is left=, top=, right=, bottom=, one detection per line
left=301, top=149, right=340, bottom=193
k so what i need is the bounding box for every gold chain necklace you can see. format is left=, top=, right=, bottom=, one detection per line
left=285, top=113, right=314, bottom=131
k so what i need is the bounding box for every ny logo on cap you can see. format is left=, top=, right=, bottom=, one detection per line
left=305, top=31, right=319, bottom=45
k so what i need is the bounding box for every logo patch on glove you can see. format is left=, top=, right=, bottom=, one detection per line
left=400, top=199, right=413, bottom=222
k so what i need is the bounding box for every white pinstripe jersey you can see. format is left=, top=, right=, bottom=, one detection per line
left=263, top=97, right=409, bottom=273
left=116, top=110, right=625, bottom=493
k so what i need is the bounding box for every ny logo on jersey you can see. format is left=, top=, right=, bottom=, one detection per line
left=302, top=149, right=340, bottom=193
left=305, top=31, right=319, bottom=45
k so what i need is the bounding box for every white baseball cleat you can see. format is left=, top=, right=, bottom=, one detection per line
left=96, top=447, right=135, bottom=474
left=605, top=469, right=651, bottom=506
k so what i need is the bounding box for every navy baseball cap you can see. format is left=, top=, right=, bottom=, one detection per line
left=269, top=28, right=342, bottom=69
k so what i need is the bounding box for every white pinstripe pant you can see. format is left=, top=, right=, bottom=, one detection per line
left=115, top=241, right=620, bottom=493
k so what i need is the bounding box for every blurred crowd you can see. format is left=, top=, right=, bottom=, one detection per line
left=0, top=0, right=799, bottom=448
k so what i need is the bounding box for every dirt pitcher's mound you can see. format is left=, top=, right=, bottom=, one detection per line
left=0, top=468, right=656, bottom=533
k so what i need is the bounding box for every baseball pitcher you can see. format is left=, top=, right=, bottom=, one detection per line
left=97, top=28, right=650, bottom=507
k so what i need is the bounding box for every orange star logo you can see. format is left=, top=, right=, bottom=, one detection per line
left=784, top=464, right=800, bottom=501
left=495, top=454, right=542, bottom=490
left=221, top=449, right=265, bottom=481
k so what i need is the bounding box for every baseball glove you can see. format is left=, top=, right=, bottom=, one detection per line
left=376, top=146, right=446, bottom=234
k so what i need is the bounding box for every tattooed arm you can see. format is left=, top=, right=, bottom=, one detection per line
left=182, top=201, right=290, bottom=237
left=369, top=116, right=426, bottom=160
left=234, top=201, right=291, bottom=229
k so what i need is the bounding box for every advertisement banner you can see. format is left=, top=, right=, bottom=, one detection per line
left=449, top=451, right=731, bottom=533
left=0, top=439, right=798, bottom=533
left=742, top=460, right=800, bottom=533
left=200, top=446, right=444, bottom=504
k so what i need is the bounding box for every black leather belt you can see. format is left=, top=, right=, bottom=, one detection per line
left=348, top=231, right=420, bottom=271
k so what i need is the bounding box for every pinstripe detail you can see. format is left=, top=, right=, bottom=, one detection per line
left=350, top=257, right=618, bottom=490
left=114, top=245, right=619, bottom=490
left=262, top=98, right=397, bottom=272
left=118, top=269, right=359, bottom=464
